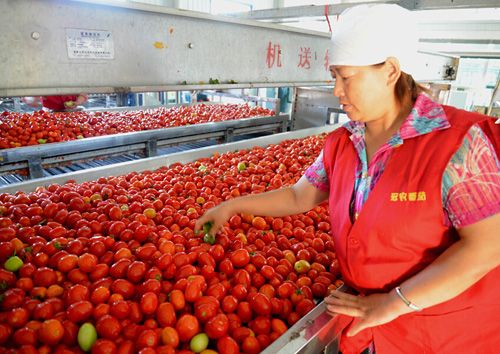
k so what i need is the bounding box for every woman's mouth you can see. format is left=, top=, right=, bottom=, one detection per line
left=341, top=104, right=351, bottom=111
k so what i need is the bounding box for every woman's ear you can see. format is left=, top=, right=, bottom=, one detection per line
left=384, top=57, right=401, bottom=87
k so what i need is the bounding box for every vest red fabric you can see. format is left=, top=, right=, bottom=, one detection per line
left=41, top=95, right=78, bottom=111
left=323, top=106, right=500, bottom=353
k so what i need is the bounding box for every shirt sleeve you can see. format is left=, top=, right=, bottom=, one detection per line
left=442, top=124, right=500, bottom=228
left=304, top=150, right=330, bottom=192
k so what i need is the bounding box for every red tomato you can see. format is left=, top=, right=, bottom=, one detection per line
left=217, top=336, right=239, bottom=354
left=194, top=296, right=219, bottom=323
left=205, top=283, right=226, bottom=302
left=8, top=307, right=29, bottom=328
left=271, top=318, right=288, bottom=335
left=260, top=265, right=275, bottom=280
left=277, top=282, right=295, bottom=299
left=96, top=315, right=122, bottom=340
left=66, top=300, right=93, bottom=322
left=296, top=298, right=315, bottom=317
left=61, top=319, right=79, bottom=346
left=140, top=292, right=158, bottom=315
left=233, top=269, right=251, bottom=288
left=157, top=302, right=176, bottom=327
left=231, top=284, right=248, bottom=301
left=184, top=277, right=205, bottom=303
left=221, top=295, right=238, bottom=313
left=137, top=329, right=158, bottom=348
left=117, top=340, right=135, bottom=354
left=242, top=336, right=261, bottom=354
left=219, top=258, right=234, bottom=276
left=205, top=313, right=229, bottom=339
left=57, top=254, right=78, bottom=273
left=236, top=302, right=252, bottom=323
left=251, top=217, right=267, bottom=230
left=13, top=327, right=37, bottom=346
left=230, top=249, right=250, bottom=268
left=38, top=319, right=64, bottom=345
left=258, top=284, right=275, bottom=300
left=111, top=279, right=135, bottom=299
left=2, top=288, right=25, bottom=310
left=232, top=326, right=252, bottom=344
left=209, top=245, right=225, bottom=262
left=229, top=215, right=242, bottom=228
left=109, top=300, right=130, bottom=320
left=161, top=326, right=179, bottom=348
left=169, top=289, right=185, bottom=311
left=226, top=313, right=242, bottom=334
left=311, top=282, right=327, bottom=298
left=249, top=316, right=271, bottom=335
left=127, top=261, right=147, bottom=283
left=33, top=267, right=57, bottom=287
left=33, top=302, right=54, bottom=321
left=91, top=339, right=117, bottom=354
left=91, top=286, right=111, bottom=304
left=78, top=253, right=98, bottom=273
left=250, top=293, right=271, bottom=316
left=175, top=314, right=199, bottom=342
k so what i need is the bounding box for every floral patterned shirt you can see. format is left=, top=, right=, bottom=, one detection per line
left=305, top=94, right=500, bottom=228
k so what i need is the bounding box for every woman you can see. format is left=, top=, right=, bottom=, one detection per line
left=196, top=4, right=500, bottom=353
left=23, top=94, right=88, bottom=111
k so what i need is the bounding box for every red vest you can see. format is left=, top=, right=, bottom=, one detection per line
left=323, top=106, right=500, bottom=353
left=41, top=95, right=78, bottom=111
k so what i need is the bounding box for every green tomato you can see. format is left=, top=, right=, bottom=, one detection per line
left=203, top=233, right=215, bottom=245
left=37, top=138, right=47, bottom=144
left=202, top=221, right=213, bottom=235
left=4, top=256, right=23, bottom=272
left=237, top=162, right=246, bottom=171
left=78, top=322, right=97, bottom=352
left=190, top=333, right=209, bottom=353
left=198, top=164, right=207, bottom=172
left=294, top=260, right=311, bottom=274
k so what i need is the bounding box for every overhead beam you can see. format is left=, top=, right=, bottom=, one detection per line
left=438, top=51, right=500, bottom=58
left=227, top=0, right=500, bottom=20
left=418, top=20, right=500, bottom=41
left=420, top=39, right=500, bottom=45
left=226, top=1, right=399, bottom=20
left=412, top=0, right=500, bottom=10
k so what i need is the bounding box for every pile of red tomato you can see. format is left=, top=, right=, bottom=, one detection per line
left=0, top=133, right=341, bottom=354
left=0, top=104, right=274, bottom=149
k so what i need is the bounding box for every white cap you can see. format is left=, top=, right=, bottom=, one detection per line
left=330, top=4, right=419, bottom=74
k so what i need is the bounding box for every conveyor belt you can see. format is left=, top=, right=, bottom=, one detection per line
left=0, top=135, right=261, bottom=186
left=0, top=115, right=288, bottom=180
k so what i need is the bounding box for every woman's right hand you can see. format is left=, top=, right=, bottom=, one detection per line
left=194, top=201, right=234, bottom=237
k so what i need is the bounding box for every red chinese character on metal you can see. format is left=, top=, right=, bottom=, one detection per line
left=298, top=47, right=311, bottom=69
left=324, top=49, right=330, bottom=71
left=266, top=42, right=282, bottom=68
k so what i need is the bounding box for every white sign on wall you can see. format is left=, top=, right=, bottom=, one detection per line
left=66, top=29, right=114, bottom=60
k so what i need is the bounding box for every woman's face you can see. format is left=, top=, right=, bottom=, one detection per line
left=330, top=64, right=393, bottom=123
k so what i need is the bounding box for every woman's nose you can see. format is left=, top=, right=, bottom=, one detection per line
left=333, top=79, right=343, bottom=98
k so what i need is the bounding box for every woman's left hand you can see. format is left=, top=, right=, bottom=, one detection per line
left=324, top=290, right=409, bottom=337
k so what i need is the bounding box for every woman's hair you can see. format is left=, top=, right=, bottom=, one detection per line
left=373, top=62, right=432, bottom=106
left=395, top=72, right=431, bottom=105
